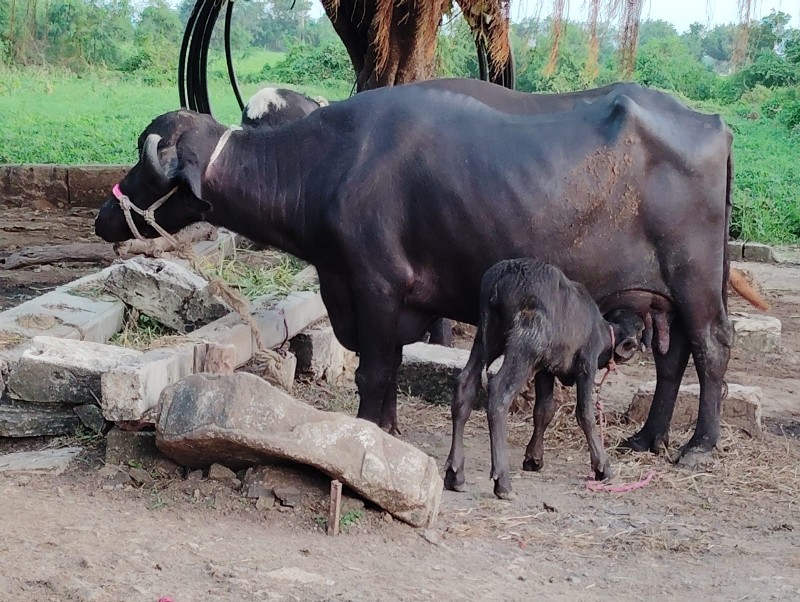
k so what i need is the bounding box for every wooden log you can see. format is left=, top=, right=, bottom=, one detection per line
left=0, top=243, right=117, bottom=269
left=113, top=223, right=217, bottom=258
left=328, top=480, right=342, bottom=536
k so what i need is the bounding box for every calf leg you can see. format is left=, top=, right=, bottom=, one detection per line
left=444, top=326, right=503, bottom=491
left=622, top=321, right=690, bottom=454
left=488, top=352, right=534, bottom=499
left=574, top=369, right=612, bottom=481
left=522, top=371, right=556, bottom=472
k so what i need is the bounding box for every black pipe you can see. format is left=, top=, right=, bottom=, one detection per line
left=178, top=0, right=203, bottom=108
left=224, top=0, right=244, bottom=111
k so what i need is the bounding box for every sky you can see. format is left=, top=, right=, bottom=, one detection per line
left=306, top=1, right=799, bottom=34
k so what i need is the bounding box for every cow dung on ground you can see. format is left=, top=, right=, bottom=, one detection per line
left=155, top=372, right=442, bottom=528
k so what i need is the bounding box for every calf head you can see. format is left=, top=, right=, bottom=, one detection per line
left=605, top=308, right=645, bottom=363
left=94, top=110, right=223, bottom=243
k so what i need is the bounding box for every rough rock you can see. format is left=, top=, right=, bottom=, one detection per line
left=0, top=401, right=81, bottom=437
left=273, top=486, right=301, bottom=507
left=290, top=324, right=356, bottom=384
left=627, top=382, right=762, bottom=437
left=397, top=342, right=503, bottom=406
left=104, top=257, right=228, bottom=332
left=128, top=467, right=155, bottom=486
left=742, top=242, right=777, bottom=263
left=156, top=372, right=442, bottom=527
left=730, top=313, right=782, bottom=355
left=0, top=447, right=82, bottom=475
left=208, top=463, right=240, bottom=488
left=7, top=336, right=142, bottom=404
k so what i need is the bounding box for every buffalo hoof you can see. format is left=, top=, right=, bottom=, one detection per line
left=380, top=423, right=402, bottom=437
left=672, top=439, right=716, bottom=468
left=493, top=480, right=516, bottom=500
left=620, top=430, right=669, bottom=455
left=444, top=467, right=466, bottom=492
left=522, top=457, right=544, bottom=472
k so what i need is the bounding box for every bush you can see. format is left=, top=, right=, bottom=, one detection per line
left=261, top=42, right=353, bottom=87
left=716, top=52, right=800, bottom=102
left=634, top=37, right=717, bottom=100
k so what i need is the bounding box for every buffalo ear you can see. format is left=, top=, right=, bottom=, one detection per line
left=178, top=161, right=204, bottom=201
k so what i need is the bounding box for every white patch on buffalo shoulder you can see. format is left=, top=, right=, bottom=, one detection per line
left=245, top=87, right=288, bottom=118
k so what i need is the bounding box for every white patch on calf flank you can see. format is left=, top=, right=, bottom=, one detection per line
left=245, top=87, right=288, bottom=118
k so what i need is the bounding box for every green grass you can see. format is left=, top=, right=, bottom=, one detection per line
left=0, top=61, right=351, bottom=164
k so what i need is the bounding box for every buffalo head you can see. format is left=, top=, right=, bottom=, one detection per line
left=94, top=110, right=222, bottom=243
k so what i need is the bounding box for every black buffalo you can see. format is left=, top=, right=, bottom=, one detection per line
left=95, top=81, right=753, bottom=462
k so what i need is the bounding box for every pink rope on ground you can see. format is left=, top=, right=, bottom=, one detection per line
left=587, top=365, right=657, bottom=493
left=586, top=470, right=657, bottom=493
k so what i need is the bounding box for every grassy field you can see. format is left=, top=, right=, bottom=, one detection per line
left=0, top=62, right=797, bottom=243
left=0, top=50, right=351, bottom=165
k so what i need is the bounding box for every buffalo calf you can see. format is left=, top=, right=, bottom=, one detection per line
left=444, top=259, right=644, bottom=500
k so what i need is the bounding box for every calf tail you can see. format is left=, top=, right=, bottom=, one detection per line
left=730, top=268, right=769, bottom=311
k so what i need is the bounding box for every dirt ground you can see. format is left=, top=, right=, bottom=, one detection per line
left=1, top=209, right=799, bottom=601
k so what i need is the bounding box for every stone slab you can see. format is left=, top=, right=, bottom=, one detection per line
left=156, top=373, right=442, bottom=528
left=742, top=242, right=777, bottom=263
left=0, top=401, right=81, bottom=437
left=397, top=342, right=503, bottom=407
left=730, top=312, right=782, bottom=354
left=290, top=323, right=356, bottom=384
left=728, top=240, right=744, bottom=261
left=8, top=336, right=142, bottom=404
left=104, top=427, right=162, bottom=467
left=626, top=382, right=762, bottom=437
left=0, top=447, right=82, bottom=475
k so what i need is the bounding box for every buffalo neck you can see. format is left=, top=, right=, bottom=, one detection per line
left=200, top=127, right=313, bottom=261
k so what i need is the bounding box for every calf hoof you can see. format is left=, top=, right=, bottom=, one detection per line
left=620, top=429, right=669, bottom=455
left=593, top=463, right=614, bottom=482
left=444, top=468, right=467, bottom=492
left=522, top=457, right=544, bottom=472
left=493, top=479, right=516, bottom=500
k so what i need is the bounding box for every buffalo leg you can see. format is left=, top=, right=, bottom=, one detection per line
left=353, top=294, right=401, bottom=428
left=487, top=352, right=533, bottom=500
left=427, top=318, right=454, bottom=347
left=623, top=320, right=690, bottom=454
left=379, top=347, right=403, bottom=435
left=522, top=371, right=556, bottom=472
left=680, top=312, right=732, bottom=460
left=574, top=368, right=612, bottom=481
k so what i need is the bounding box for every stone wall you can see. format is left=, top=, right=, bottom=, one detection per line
left=0, top=164, right=132, bottom=210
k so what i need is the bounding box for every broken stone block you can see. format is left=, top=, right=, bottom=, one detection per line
left=289, top=324, right=356, bottom=384
left=730, top=313, right=782, bottom=355
left=742, top=242, right=777, bottom=263
left=100, top=345, right=194, bottom=422
left=200, top=343, right=237, bottom=375
left=0, top=447, right=82, bottom=475
left=242, top=349, right=297, bottom=392
left=73, top=404, right=106, bottom=434
left=397, top=342, right=503, bottom=407
left=156, top=372, right=442, bottom=528
left=0, top=401, right=81, bottom=437
left=728, top=240, right=744, bottom=261
left=208, top=463, right=240, bottom=489
left=104, top=427, right=161, bottom=466
left=273, top=486, right=301, bottom=507
left=104, top=257, right=228, bottom=332
left=626, top=382, right=762, bottom=437
left=8, top=336, right=142, bottom=404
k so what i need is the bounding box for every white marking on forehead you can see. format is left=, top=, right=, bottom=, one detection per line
left=245, top=87, right=288, bottom=118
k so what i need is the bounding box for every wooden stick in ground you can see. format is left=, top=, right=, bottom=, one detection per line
left=328, top=480, right=343, bottom=536
left=0, top=243, right=117, bottom=270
